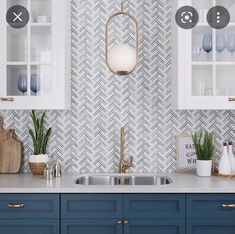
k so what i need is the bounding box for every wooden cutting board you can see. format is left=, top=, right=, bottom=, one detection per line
left=0, top=117, right=22, bottom=174
left=0, top=117, right=13, bottom=141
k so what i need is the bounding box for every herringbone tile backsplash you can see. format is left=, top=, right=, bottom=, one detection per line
left=0, top=0, right=234, bottom=173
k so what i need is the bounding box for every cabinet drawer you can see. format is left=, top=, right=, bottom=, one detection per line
left=123, top=194, right=185, bottom=219
left=0, top=219, right=59, bottom=234
left=187, top=219, right=235, bottom=234
left=125, top=219, right=185, bottom=234
left=0, top=194, right=59, bottom=219
left=61, top=194, right=122, bottom=218
left=187, top=194, right=235, bottom=219
left=61, top=219, right=122, bottom=234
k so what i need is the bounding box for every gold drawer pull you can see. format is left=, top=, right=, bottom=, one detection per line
left=229, top=97, right=235, bottom=102
left=0, top=97, right=15, bottom=102
left=8, top=203, right=24, bottom=209
left=221, top=204, right=235, bottom=208
left=117, top=220, right=123, bottom=225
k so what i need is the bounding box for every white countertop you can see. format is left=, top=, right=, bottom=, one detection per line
left=0, top=173, right=235, bottom=193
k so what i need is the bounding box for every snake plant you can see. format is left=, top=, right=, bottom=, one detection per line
left=191, top=131, right=214, bottom=161
left=29, top=110, right=52, bottom=155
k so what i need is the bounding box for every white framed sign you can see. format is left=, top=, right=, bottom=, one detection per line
left=176, top=134, right=197, bottom=173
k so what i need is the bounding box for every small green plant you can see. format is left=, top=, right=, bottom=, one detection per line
left=29, top=110, right=52, bottom=155
left=191, top=131, right=214, bottom=160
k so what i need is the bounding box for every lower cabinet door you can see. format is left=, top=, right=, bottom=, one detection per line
left=124, top=219, right=185, bottom=234
left=187, top=219, right=235, bottom=234
left=61, top=219, right=123, bottom=234
left=0, top=219, right=59, bottom=234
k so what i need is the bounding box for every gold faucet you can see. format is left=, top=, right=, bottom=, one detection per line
left=119, top=127, right=133, bottom=173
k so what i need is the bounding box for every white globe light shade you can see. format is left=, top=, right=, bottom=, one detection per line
left=107, top=44, right=137, bottom=75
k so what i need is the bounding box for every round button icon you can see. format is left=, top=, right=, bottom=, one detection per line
left=6, top=5, right=29, bottom=29
left=207, top=6, right=230, bottom=29
left=175, top=6, right=199, bottom=29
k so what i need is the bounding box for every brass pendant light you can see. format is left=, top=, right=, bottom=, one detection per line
left=105, top=0, right=139, bottom=76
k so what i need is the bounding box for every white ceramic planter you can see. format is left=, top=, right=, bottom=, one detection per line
left=29, top=154, right=49, bottom=163
left=196, top=160, right=212, bottom=177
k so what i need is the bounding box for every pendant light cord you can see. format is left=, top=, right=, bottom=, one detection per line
left=120, top=0, right=124, bottom=12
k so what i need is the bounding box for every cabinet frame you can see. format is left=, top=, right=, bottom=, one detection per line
left=0, top=0, right=70, bottom=110
left=172, top=0, right=235, bottom=110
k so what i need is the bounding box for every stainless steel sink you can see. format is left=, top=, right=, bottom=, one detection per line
left=75, top=175, right=172, bottom=186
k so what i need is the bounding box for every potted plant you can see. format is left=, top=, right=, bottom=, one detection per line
left=192, top=131, right=214, bottom=177
left=29, top=110, right=52, bottom=175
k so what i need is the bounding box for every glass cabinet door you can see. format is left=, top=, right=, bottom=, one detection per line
left=191, top=0, right=214, bottom=97
left=5, top=0, right=52, bottom=97
left=0, top=0, right=68, bottom=109
left=191, top=0, right=235, bottom=98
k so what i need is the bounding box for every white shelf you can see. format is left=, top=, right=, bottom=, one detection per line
left=6, top=62, right=51, bottom=65
left=196, top=23, right=235, bottom=27
left=6, top=62, right=27, bottom=66
left=215, top=62, right=235, bottom=66
left=192, top=62, right=213, bottom=66
left=30, top=23, right=52, bottom=27
left=30, top=62, right=52, bottom=65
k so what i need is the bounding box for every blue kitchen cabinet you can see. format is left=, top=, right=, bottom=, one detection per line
left=187, top=194, right=235, bottom=219
left=61, top=219, right=123, bottom=234
left=0, top=194, right=60, bottom=234
left=124, top=219, right=185, bottom=234
left=0, top=194, right=60, bottom=219
left=61, top=194, right=122, bottom=218
left=0, top=219, right=59, bottom=234
left=0, top=193, right=235, bottom=234
left=187, top=219, right=235, bottom=234
left=187, top=194, right=235, bottom=234
left=123, top=194, right=185, bottom=234
left=61, top=194, right=185, bottom=234
left=124, top=194, right=185, bottom=219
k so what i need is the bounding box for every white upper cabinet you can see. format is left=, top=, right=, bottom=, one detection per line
left=173, top=0, right=235, bottom=110
left=0, top=0, right=70, bottom=110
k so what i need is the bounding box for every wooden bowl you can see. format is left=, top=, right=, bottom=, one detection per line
left=29, top=162, right=47, bottom=175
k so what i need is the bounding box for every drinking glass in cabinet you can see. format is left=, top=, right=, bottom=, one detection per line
left=216, top=34, right=226, bottom=53
left=227, top=34, right=235, bottom=55
left=7, top=65, right=27, bottom=96
left=192, top=26, right=212, bottom=62
left=192, top=65, right=213, bottom=96
left=31, top=74, right=40, bottom=96
left=202, top=33, right=212, bottom=61
left=31, top=65, right=52, bottom=97
left=18, top=74, right=27, bottom=95
left=192, top=47, right=202, bottom=61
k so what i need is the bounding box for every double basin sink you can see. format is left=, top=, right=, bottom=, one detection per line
left=75, top=175, right=172, bottom=186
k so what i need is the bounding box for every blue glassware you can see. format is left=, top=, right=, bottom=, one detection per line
left=202, top=33, right=212, bottom=60
left=216, top=34, right=226, bottom=53
left=31, top=74, right=40, bottom=95
left=18, top=74, right=27, bottom=95
left=227, top=34, right=235, bottom=55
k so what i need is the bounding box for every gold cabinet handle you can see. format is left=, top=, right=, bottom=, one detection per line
left=123, top=220, right=129, bottom=224
left=8, top=203, right=24, bottom=209
left=117, top=220, right=123, bottom=225
left=0, top=97, right=15, bottom=102
left=221, top=204, right=235, bottom=208
left=229, top=97, right=235, bottom=102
